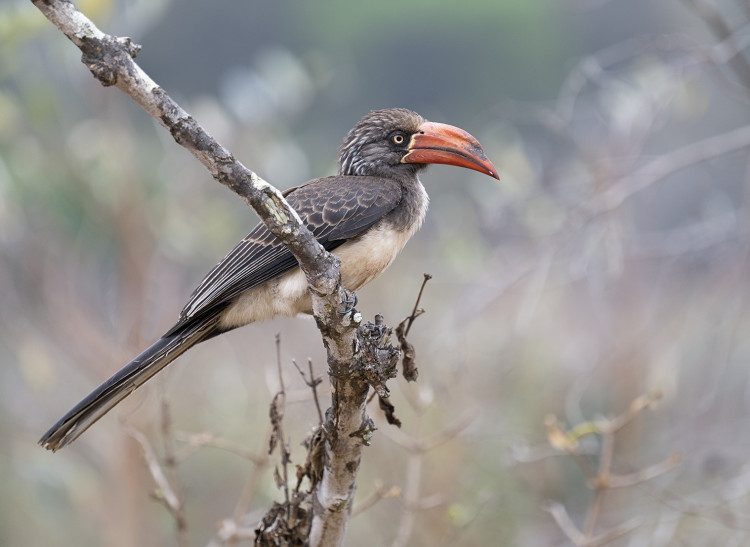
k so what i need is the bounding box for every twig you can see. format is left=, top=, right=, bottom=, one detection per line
left=583, top=418, right=616, bottom=538
left=404, top=273, right=432, bottom=337
left=606, top=453, right=682, bottom=488
left=584, top=517, right=643, bottom=547
left=390, top=416, right=423, bottom=547
left=395, top=274, right=432, bottom=382
left=545, top=415, right=601, bottom=480
left=384, top=404, right=474, bottom=546
left=593, top=124, right=750, bottom=213
left=173, top=430, right=267, bottom=465
left=543, top=391, right=676, bottom=543
left=200, top=427, right=273, bottom=546
left=292, top=358, right=324, bottom=425
left=229, top=427, right=274, bottom=541
left=643, top=482, right=750, bottom=532
left=160, top=398, right=189, bottom=547
left=545, top=501, right=587, bottom=545
left=126, top=426, right=188, bottom=547
left=682, top=0, right=750, bottom=95
left=351, top=481, right=402, bottom=517
left=213, top=521, right=258, bottom=545
left=270, top=333, right=290, bottom=509
left=378, top=409, right=476, bottom=454
left=545, top=501, right=643, bottom=547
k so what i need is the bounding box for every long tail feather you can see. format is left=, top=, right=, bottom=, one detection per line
left=39, top=319, right=219, bottom=452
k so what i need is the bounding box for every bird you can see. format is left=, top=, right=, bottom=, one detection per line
left=39, top=108, right=498, bottom=451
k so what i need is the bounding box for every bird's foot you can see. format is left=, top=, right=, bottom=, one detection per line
left=363, top=314, right=386, bottom=338
left=338, top=291, right=358, bottom=315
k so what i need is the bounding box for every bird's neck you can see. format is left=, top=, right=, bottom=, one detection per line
left=387, top=176, right=429, bottom=237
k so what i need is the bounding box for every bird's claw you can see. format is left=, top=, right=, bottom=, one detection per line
left=368, top=322, right=385, bottom=338
left=339, top=292, right=358, bottom=315
left=363, top=314, right=386, bottom=338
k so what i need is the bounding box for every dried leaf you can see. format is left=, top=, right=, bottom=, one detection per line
left=378, top=395, right=402, bottom=427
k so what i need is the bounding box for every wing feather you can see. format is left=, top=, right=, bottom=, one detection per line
left=167, top=176, right=402, bottom=333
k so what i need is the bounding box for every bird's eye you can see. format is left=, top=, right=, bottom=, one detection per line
left=390, top=132, right=406, bottom=146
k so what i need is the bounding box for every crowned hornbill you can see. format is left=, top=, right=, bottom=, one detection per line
left=40, top=108, right=498, bottom=451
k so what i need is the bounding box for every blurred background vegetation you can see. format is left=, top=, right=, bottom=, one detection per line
left=3, top=0, right=750, bottom=545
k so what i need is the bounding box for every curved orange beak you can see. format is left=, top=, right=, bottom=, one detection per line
left=402, top=121, right=499, bottom=180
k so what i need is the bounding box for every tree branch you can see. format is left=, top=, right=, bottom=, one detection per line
left=681, top=0, right=750, bottom=95
left=593, top=123, right=750, bottom=213
left=31, top=0, right=339, bottom=299
left=31, top=1, right=391, bottom=545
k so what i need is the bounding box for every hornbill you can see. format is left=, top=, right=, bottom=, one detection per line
left=40, top=108, right=498, bottom=451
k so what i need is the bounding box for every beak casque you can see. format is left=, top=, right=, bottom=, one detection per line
left=402, top=121, right=499, bottom=180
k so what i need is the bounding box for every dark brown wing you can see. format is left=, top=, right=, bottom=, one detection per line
left=167, top=176, right=402, bottom=333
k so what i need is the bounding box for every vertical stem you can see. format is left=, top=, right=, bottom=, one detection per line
left=275, top=333, right=290, bottom=509
left=391, top=413, right=423, bottom=547
left=309, top=369, right=370, bottom=546
left=160, top=399, right=189, bottom=547
left=583, top=428, right=615, bottom=538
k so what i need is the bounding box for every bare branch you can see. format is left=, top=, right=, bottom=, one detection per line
left=269, top=333, right=291, bottom=508
left=159, top=399, right=189, bottom=547
left=351, top=481, right=402, bottom=517
left=29, top=0, right=338, bottom=297
left=377, top=409, right=476, bottom=454
left=541, top=391, right=678, bottom=543
left=126, top=426, right=188, bottom=547
left=606, top=453, right=683, bottom=488
left=404, top=273, right=432, bottom=338
left=593, top=124, right=750, bottom=213
left=173, top=430, right=268, bottom=465
left=584, top=517, right=643, bottom=547
left=544, top=501, right=587, bottom=545
left=544, top=501, right=643, bottom=547
left=395, top=273, right=431, bottom=382
left=682, top=0, right=750, bottom=95
left=292, top=358, right=325, bottom=425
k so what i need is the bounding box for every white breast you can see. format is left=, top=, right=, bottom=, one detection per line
left=219, top=269, right=310, bottom=329
left=337, top=179, right=428, bottom=290
left=219, top=179, right=429, bottom=328
left=335, top=224, right=414, bottom=290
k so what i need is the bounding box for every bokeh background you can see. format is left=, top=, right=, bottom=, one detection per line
left=3, top=0, right=750, bottom=545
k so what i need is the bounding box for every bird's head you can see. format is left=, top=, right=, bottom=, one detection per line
left=339, top=108, right=499, bottom=181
